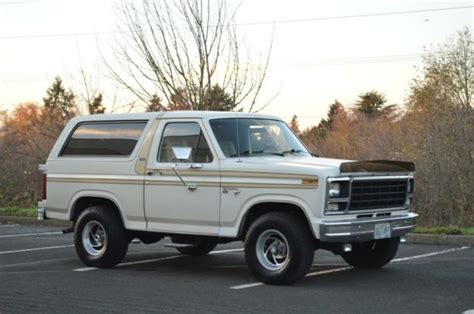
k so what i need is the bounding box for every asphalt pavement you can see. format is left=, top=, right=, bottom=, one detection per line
left=0, top=224, right=473, bottom=314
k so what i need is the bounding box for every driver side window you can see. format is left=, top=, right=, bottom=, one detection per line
left=157, top=122, right=213, bottom=163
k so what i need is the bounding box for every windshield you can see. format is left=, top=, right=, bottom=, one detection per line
left=210, top=118, right=310, bottom=158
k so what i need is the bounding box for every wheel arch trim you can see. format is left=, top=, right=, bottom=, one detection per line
left=68, top=190, right=126, bottom=227
left=236, top=194, right=316, bottom=238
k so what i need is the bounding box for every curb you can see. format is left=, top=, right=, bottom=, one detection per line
left=407, top=233, right=474, bottom=246
left=0, top=216, right=72, bottom=228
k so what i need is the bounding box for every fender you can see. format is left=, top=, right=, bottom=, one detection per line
left=68, top=189, right=128, bottom=228
left=225, top=193, right=316, bottom=238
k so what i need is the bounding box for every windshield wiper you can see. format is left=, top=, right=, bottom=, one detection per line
left=242, top=150, right=285, bottom=156
left=281, top=149, right=305, bottom=155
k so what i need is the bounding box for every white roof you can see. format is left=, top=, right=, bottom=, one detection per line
left=71, top=111, right=282, bottom=122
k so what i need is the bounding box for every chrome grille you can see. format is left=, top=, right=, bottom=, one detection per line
left=349, top=179, right=408, bottom=210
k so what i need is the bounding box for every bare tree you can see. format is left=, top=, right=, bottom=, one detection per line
left=107, top=0, right=272, bottom=112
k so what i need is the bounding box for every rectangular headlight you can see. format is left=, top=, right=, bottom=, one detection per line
left=329, top=182, right=341, bottom=197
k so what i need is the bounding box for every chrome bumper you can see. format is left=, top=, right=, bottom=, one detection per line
left=319, top=212, right=418, bottom=243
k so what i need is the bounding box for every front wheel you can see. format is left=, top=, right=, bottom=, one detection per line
left=342, top=237, right=400, bottom=269
left=74, top=206, right=129, bottom=268
left=244, top=212, right=314, bottom=285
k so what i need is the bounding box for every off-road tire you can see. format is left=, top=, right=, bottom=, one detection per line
left=244, top=212, right=314, bottom=285
left=342, top=237, right=400, bottom=269
left=74, top=206, right=129, bottom=268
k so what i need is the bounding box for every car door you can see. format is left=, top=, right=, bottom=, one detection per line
left=144, top=119, right=220, bottom=235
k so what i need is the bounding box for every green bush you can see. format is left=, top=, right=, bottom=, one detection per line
left=414, top=225, right=474, bottom=235
left=0, top=207, right=37, bottom=217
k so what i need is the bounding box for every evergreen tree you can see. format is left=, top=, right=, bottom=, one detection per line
left=163, top=84, right=236, bottom=111
left=168, top=88, right=192, bottom=110
left=43, top=76, right=76, bottom=119
left=146, top=94, right=166, bottom=112
left=316, top=100, right=347, bottom=138
left=201, top=85, right=236, bottom=111
left=319, top=100, right=345, bottom=131
left=354, top=90, right=396, bottom=118
left=289, top=115, right=300, bottom=134
left=88, top=93, right=105, bottom=115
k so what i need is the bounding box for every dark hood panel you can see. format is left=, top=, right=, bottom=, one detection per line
left=340, top=160, right=415, bottom=173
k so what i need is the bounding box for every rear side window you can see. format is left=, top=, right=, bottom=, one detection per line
left=61, top=121, right=147, bottom=156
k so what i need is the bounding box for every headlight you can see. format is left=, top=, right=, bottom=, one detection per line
left=329, top=182, right=341, bottom=197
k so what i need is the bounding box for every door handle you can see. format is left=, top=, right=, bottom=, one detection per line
left=146, top=169, right=159, bottom=175
left=187, top=164, right=202, bottom=169
left=187, top=184, right=198, bottom=191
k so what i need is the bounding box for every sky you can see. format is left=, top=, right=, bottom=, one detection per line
left=0, top=0, right=472, bottom=128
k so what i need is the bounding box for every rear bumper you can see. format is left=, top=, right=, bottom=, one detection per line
left=37, top=200, right=47, bottom=220
left=319, top=212, right=418, bottom=242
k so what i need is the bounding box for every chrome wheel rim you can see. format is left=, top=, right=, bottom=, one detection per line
left=256, top=229, right=290, bottom=271
left=82, top=220, right=107, bottom=256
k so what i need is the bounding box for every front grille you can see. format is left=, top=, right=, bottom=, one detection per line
left=349, top=179, right=407, bottom=211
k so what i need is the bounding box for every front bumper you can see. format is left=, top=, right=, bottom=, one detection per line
left=319, top=212, right=418, bottom=242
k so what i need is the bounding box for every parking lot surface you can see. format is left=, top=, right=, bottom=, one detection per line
left=1, top=224, right=473, bottom=313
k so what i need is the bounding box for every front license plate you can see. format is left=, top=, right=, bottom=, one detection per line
left=374, top=223, right=391, bottom=239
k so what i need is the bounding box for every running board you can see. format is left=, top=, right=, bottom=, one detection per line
left=164, top=243, right=193, bottom=248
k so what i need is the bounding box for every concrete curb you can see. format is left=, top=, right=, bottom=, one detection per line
left=407, top=233, right=474, bottom=246
left=0, top=216, right=72, bottom=228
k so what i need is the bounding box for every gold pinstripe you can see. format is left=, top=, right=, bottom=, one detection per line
left=48, top=177, right=143, bottom=185
left=48, top=173, right=318, bottom=189
left=155, top=169, right=318, bottom=181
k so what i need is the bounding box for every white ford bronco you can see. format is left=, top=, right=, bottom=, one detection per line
left=38, top=111, right=417, bottom=285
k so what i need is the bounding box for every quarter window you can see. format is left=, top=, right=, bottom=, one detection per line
left=158, top=122, right=213, bottom=163
left=61, top=121, right=146, bottom=156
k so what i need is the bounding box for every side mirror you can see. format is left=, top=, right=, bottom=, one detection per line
left=172, top=147, right=192, bottom=161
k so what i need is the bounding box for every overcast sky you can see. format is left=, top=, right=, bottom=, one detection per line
left=0, top=0, right=472, bottom=128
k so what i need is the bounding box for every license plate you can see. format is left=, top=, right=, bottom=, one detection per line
left=374, top=223, right=391, bottom=239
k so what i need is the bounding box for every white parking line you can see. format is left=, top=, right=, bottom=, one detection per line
left=0, top=245, right=74, bottom=255
left=73, top=267, right=98, bottom=272
left=0, top=224, right=20, bottom=227
left=391, top=246, right=470, bottom=262
left=305, top=267, right=353, bottom=277
left=230, top=282, right=264, bottom=290
left=230, top=267, right=353, bottom=290
left=73, top=248, right=244, bottom=272
left=0, top=257, right=76, bottom=268
left=0, top=232, right=63, bottom=239
left=229, top=246, right=471, bottom=290
left=209, top=248, right=244, bottom=254
left=0, top=270, right=70, bottom=275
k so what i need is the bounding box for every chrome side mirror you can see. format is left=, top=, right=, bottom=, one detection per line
left=172, top=147, right=192, bottom=161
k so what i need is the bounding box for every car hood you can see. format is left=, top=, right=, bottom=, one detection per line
left=222, top=156, right=414, bottom=178
left=222, top=156, right=346, bottom=178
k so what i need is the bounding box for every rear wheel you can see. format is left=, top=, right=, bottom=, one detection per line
left=342, top=237, right=400, bottom=269
left=74, top=206, right=128, bottom=268
left=244, top=212, right=314, bottom=285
